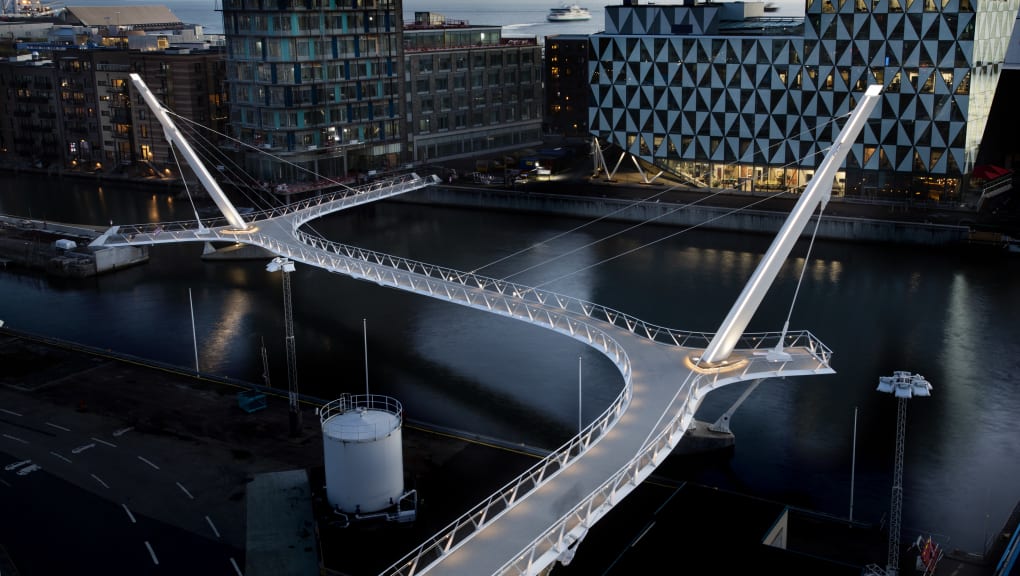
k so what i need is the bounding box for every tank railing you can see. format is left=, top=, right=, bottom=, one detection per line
left=287, top=228, right=833, bottom=366
left=319, top=393, right=404, bottom=424
left=493, top=348, right=833, bottom=575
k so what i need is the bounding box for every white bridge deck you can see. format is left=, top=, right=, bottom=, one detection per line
left=100, top=75, right=880, bottom=576
left=91, top=173, right=833, bottom=575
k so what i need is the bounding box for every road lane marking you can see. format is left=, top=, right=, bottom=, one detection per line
left=137, top=456, right=160, bottom=470
left=632, top=521, right=656, bottom=547
left=91, top=474, right=109, bottom=489
left=91, top=437, right=117, bottom=448
left=0, top=478, right=10, bottom=488
left=4, top=460, right=30, bottom=471
left=177, top=481, right=194, bottom=500
left=230, top=557, right=243, bottom=575
left=49, top=451, right=72, bottom=464
left=0, top=409, right=22, bottom=417
left=144, top=541, right=159, bottom=565
left=45, top=422, right=71, bottom=432
left=2, top=434, right=28, bottom=445
left=112, top=426, right=134, bottom=437
left=16, top=463, right=41, bottom=476
left=205, top=515, right=220, bottom=538
left=122, top=503, right=136, bottom=523
left=71, top=443, right=95, bottom=454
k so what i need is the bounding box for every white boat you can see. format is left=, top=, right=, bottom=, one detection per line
left=547, top=4, right=591, bottom=22
left=0, top=0, right=62, bottom=20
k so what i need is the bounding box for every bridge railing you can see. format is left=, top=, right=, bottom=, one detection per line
left=379, top=361, right=633, bottom=576
left=287, top=229, right=832, bottom=365
left=495, top=349, right=834, bottom=575
left=103, top=173, right=436, bottom=239
left=266, top=229, right=834, bottom=575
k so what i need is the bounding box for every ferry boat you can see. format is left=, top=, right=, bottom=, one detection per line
left=547, top=4, right=591, bottom=22
left=0, top=0, right=63, bottom=20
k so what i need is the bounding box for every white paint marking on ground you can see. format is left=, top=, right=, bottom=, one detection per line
left=177, top=481, right=194, bottom=500
left=91, top=437, right=117, bottom=448
left=16, top=464, right=40, bottom=476
left=2, top=434, right=28, bottom=445
left=205, top=515, right=220, bottom=538
left=230, top=557, right=243, bottom=576
left=122, top=503, right=136, bottom=523
left=144, top=541, right=159, bottom=565
left=112, top=426, right=134, bottom=437
left=137, top=456, right=160, bottom=470
left=0, top=408, right=22, bottom=417
left=0, top=478, right=10, bottom=488
left=71, top=443, right=95, bottom=454
left=91, top=473, right=109, bottom=489
left=45, top=422, right=71, bottom=432
left=632, top=521, right=656, bottom=547
left=4, top=460, right=30, bottom=471
left=49, top=451, right=72, bottom=464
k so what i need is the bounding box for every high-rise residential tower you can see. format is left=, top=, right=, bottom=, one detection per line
left=221, top=0, right=405, bottom=183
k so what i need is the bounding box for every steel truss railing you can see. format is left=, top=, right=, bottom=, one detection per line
left=90, top=170, right=834, bottom=576
left=91, top=173, right=438, bottom=245
left=284, top=229, right=833, bottom=365
left=256, top=228, right=833, bottom=576
left=492, top=350, right=832, bottom=576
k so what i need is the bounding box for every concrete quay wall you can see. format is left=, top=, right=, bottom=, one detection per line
left=404, top=185, right=971, bottom=246
left=0, top=215, right=148, bottom=276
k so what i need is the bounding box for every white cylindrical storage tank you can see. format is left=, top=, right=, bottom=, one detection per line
left=320, top=394, right=404, bottom=514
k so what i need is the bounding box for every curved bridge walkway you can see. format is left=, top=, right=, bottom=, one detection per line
left=90, top=173, right=833, bottom=576
left=93, top=78, right=881, bottom=576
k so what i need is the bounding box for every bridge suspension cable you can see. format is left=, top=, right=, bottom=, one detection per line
left=466, top=114, right=860, bottom=295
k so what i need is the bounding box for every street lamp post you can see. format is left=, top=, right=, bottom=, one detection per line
left=267, top=256, right=301, bottom=436
left=874, top=370, right=933, bottom=576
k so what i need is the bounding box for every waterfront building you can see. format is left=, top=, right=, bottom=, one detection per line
left=403, top=12, right=544, bottom=165
left=219, top=0, right=405, bottom=184
left=0, top=4, right=223, bottom=175
left=0, top=54, right=59, bottom=168
left=0, top=16, right=225, bottom=178
left=590, top=0, right=1020, bottom=205
left=544, top=33, right=591, bottom=139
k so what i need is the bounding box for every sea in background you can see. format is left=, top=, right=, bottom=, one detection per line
left=55, top=0, right=809, bottom=40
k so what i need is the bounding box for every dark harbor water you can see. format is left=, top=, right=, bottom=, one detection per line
left=1, top=173, right=1019, bottom=555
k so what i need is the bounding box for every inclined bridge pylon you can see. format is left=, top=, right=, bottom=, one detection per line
left=96, top=74, right=883, bottom=576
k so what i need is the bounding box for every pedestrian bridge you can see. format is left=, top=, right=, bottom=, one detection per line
left=92, top=74, right=882, bottom=575
left=91, top=178, right=834, bottom=575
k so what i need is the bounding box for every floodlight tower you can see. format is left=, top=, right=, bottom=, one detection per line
left=267, top=256, right=301, bottom=436
left=876, top=371, right=933, bottom=576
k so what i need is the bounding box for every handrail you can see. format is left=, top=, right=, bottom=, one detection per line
left=261, top=227, right=831, bottom=576
left=285, top=228, right=832, bottom=364
left=493, top=349, right=831, bottom=575
left=91, top=170, right=834, bottom=576
left=100, top=173, right=435, bottom=239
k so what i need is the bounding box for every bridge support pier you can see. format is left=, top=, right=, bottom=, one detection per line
left=708, top=378, right=765, bottom=434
